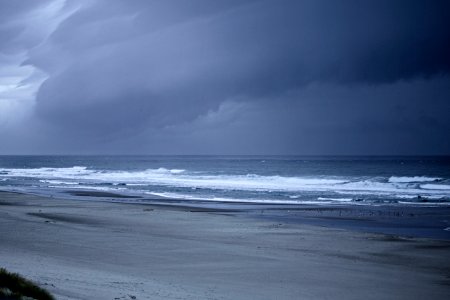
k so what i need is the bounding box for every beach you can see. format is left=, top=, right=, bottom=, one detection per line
left=1, top=191, right=449, bottom=300
left=2, top=0, right=450, bottom=298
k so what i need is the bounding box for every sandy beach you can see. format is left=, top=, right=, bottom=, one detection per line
left=1, top=191, right=449, bottom=300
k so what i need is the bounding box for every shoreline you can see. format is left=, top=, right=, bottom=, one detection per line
left=6, top=188, right=450, bottom=240
left=1, top=190, right=450, bottom=299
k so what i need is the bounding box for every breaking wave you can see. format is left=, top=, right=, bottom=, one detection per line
left=421, top=184, right=450, bottom=190
left=1, top=166, right=449, bottom=203
left=388, top=176, right=441, bottom=183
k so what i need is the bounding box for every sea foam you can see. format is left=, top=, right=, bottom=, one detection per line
left=388, top=176, right=441, bottom=183
left=421, top=184, right=450, bottom=190
left=1, top=166, right=450, bottom=201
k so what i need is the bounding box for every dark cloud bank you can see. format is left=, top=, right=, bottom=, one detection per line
left=0, top=0, right=449, bottom=155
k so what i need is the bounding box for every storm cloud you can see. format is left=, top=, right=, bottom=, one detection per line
left=1, top=0, right=449, bottom=154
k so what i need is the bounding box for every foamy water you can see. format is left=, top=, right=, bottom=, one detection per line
left=1, top=156, right=449, bottom=206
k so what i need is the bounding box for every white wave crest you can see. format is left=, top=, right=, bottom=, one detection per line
left=40, top=180, right=79, bottom=185
left=147, top=192, right=363, bottom=205
left=317, top=197, right=353, bottom=202
left=388, top=176, right=441, bottom=183
left=421, top=184, right=450, bottom=190
left=0, top=166, right=90, bottom=178
left=398, top=201, right=450, bottom=206
left=153, top=168, right=185, bottom=174
left=48, top=185, right=127, bottom=191
left=1, top=166, right=449, bottom=199
left=147, top=192, right=307, bottom=204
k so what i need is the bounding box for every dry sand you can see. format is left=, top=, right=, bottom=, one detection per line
left=1, top=191, right=449, bottom=299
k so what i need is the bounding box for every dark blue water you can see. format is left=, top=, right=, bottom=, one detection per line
left=1, top=155, right=449, bottom=206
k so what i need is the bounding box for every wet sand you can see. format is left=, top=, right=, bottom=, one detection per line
left=1, top=191, right=449, bottom=299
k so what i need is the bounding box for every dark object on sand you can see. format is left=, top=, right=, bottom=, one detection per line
left=0, top=268, right=54, bottom=300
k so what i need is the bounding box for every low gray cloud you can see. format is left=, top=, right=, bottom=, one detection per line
left=0, top=0, right=449, bottom=154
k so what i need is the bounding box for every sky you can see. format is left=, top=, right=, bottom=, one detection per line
left=0, top=0, right=449, bottom=155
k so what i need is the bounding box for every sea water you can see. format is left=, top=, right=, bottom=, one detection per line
left=0, top=155, right=449, bottom=206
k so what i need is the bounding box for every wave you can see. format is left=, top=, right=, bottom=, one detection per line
left=0, top=166, right=91, bottom=178
left=317, top=197, right=353, bottom=202
left=152, top=168, right=185, bottom=174
left=147, top=192, right=368, bottom=205
left=40, top=180, right=79, bottom=185
left=0, top=166, right=185, bottom=179
left=398, top=201, right=450, bottom=206
left=146, top=192, right=333, bottom=205
left=421, top=184, right=450, bottom=190
left=1, top=166, right=450, bottom=199
left=393, top=194, right=418, bottom=199
left=48, top=185, right=127, bottom=192
left=0, top=166, right=348, bottom=191
left=388, top=176, right=441, bottom=183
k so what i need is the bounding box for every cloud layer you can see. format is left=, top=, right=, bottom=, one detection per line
left=1, top=0, right=449, bottom=154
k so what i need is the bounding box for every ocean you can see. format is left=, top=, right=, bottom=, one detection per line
left=1, top=155, right=449, bottom=206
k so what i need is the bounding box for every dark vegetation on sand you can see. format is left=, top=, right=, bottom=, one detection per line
left=0, top=268, right=54, bottom=300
